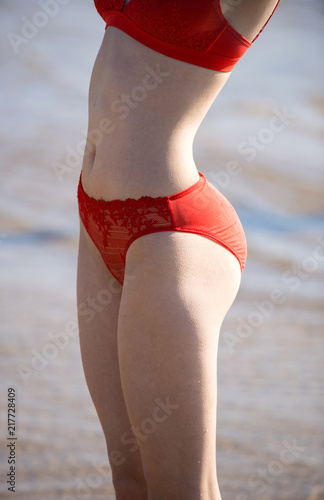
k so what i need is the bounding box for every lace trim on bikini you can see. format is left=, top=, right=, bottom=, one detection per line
left=77, top=178, right=172, bottom=248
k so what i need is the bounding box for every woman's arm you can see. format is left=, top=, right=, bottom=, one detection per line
left=220, top=0, right=280, bottom=41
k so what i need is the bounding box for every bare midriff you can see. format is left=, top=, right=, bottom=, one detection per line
left=80, top=0, right=281, bottom=201
left=80, top=26, right=230, bottom=201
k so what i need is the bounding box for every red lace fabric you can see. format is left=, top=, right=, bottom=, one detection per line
left=93, top=0, right=280, bottom=71
left=77, top=177, right=173, bottom=283
left=77, top=173, right=247, bottom=284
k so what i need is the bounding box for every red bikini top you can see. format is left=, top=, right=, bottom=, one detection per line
left=94, top=0, right=280, bottom=72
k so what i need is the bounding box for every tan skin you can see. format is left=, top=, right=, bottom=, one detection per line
left=77, top=1, right=280, bottom=499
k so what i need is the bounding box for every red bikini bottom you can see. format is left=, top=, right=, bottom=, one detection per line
left=77, top=172, right=247, bottom=284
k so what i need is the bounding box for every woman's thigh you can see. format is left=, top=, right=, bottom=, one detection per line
left=117, top=231, right=241, bottom=499
left=77, top=220, right=147, bottom=488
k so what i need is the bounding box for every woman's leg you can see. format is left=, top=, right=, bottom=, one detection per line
left=118, top=231, right=241, bottom=500
left=77, top=220, right=148, bottom=500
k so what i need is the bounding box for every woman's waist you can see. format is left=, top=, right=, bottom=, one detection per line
left=81, top=136, right=198, bottom=202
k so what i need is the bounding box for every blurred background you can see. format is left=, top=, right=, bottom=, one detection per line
left=0, top=0, right=323, bottom=499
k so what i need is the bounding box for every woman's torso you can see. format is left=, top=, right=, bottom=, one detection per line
left=81, top=0, right=278, bottom=200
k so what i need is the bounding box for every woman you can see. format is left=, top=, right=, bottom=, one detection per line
left=77, top=1, right=280, bottom=498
